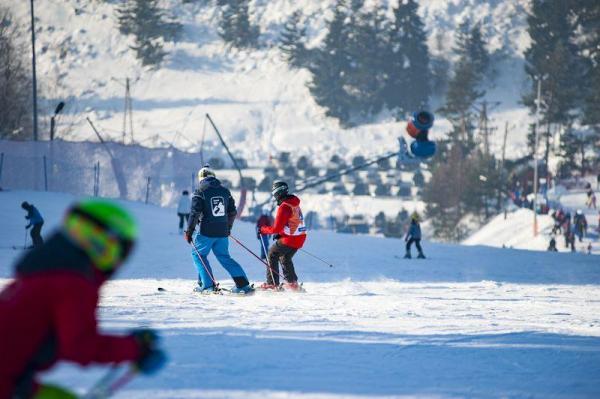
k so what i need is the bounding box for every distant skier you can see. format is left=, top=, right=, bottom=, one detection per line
left=547, top=236, right=558, bottom=252
left=573, top=210, right=587, bottom=242
left=256, top=206, right=274, bottom=259
left=259, top=181, right=307, bottom=291
left=404, top=213, right=425, bottom=259
left=177, top=190, right=191, bottom=234
left=0, top=200, right=166, bottom=399
left=184, top=165, right=254, bottom=294
left=21, top=201, right=44, bottom=247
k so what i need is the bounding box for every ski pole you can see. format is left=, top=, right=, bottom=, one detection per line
left=23, top=228, right=28, bottom=250
left=105, top=367, right=138, bottom=396
left=230, top=235, right=283, bottom=279
left=84, top=366, right=120, bottom=399
left=190, top=240, right=219, bottom=288
left=299, top=248, right=334, bottom=268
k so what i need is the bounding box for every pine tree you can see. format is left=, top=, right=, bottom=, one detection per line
left=344, top=9, right=388, bottom=117
left=430, top=33, right=450, bottom=97
left=382, top=0, right=430, bottom=116
left=218, top=0, right=259, bottom=49
left=523, top=0, right=582, bottom=169
left=279, top=10, right=309, bottom=68
left=422, top=145, right=470, bottom=241
left=117, top=0, right=181, bottom=67
left=307, top=1, right=353, bottom=124
left=438, top=21, right=488, bottom=148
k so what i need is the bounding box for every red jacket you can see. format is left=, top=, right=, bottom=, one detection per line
left=256, top=214, right=273, bottom=229
left=260, top=195, right=307, bottom=249
left=0, top=234, right=140, bottom=399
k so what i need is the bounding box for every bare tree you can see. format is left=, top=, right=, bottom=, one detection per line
left=0, top=6, right=32, bottom=139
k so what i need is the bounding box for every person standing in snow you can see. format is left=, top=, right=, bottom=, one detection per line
left=0, top=200, right=166, bottom=399
left=184, top=165, right=254, bottom=294
left=21, top=202, right=44, bottom=247
left=256, top=207, right=274, bottom=259
left=259, top=181, right=307, bottom=291
left=404, top=213, right=425, bottom=259
left=547, top=236, right=558, bottom=252
left=177, top=190, right=191, bottom=234
left=573, top=210, right=588, bottom=242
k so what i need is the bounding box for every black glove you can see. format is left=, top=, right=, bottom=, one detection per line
left=131, top=329, right=167, bottom=375
left=256, top=226, right=261, bottom=239
left=273, top=234, right=281, bottom=241
left=184, top=231, right=193, bottom=243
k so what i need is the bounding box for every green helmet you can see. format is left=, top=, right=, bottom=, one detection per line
left=63, top=199, right=137, bottom=273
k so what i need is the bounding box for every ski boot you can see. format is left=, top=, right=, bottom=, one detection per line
left=231, top=284, right=255, bottom=295
left=193, top=283, right=218, bottom=294
left=257, top=282, right=279, bottom=291
left=417, top=253, right=426, bottom=259
left=282, top=281, right=302, bottom=292
left=404, top=253, right=411, bottom=259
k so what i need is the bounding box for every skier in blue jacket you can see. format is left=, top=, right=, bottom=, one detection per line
left=184, top=165, right=254, bottom=295
left=404, top=213, right=425, bottom=259
left=21, top=202, right=44, bottom=247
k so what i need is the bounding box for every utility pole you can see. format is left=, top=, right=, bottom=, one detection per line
left=30, top=0, right=39, bottom=141
left=112, top=77, right=135, bottom=144
left=533, top=78, right=542, bottom=237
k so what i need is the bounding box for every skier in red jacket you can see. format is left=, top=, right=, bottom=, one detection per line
left=259, top=181, right=307, bottom=291
left=0, top=200, right=166, bottom=399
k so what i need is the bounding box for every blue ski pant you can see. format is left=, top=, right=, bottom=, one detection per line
left=258, top=234, right=270, bottom=259
left=191, top=233, right=248, bottom=288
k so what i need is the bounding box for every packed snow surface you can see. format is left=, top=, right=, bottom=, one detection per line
left=1, top=190, right=600, bottom=398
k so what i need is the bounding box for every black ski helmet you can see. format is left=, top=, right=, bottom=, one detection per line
left=271, top=180, right=289, bottom=201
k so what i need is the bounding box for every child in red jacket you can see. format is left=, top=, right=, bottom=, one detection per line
left=0, top=200, right=166, bottom=399
left=259, top=181, right=307, bottom=291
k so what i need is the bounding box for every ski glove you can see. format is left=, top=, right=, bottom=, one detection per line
left=131, top=329, right=167, bottom=375
left=184, top=231, right=193, bottom=243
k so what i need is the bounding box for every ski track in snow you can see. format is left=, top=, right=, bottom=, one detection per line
left=1, top=190, right=600, bottom=398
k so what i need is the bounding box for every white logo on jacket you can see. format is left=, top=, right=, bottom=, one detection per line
left=211, top=197, right=225, bottom=217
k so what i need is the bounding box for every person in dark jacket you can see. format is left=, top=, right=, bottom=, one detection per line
left=259, top=181, right=307, bottom=291
left=0, top=200, right=166, bottom=399
left=21, top=202, right=44, bottom=247
left=184, top=165, right=253, bottom=294
left=404, top=213, right=425, bottom=259
left=256, top=207, right=274, bottom=259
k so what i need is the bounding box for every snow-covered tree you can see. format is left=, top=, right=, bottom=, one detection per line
left=218, top=0, right=260, bottom=49
left=117, top=0, right=182, bottom=67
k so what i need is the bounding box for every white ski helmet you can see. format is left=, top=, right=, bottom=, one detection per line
left=197, top=164, right=215, bottom=181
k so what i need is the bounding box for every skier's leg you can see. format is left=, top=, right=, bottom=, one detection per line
left=415, top=239, right=425, bottom=257
left=191, top=234, right=216, bottom=288
left=212, top=237, right=250, bottom=288
left=405, top=238, right=413, bottom=257
left=259, top=236, right=266, bottom=259
left=31, top=223, right=43, bottom=247
left=278, top=243, right=298, bottom=283
left=262, top=235, right=270, bottom=259
left=178, top=214, right=184, bottom=230
left=267, top=243, right=282, bottom=286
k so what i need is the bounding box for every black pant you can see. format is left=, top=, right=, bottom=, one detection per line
left=406, top=237, right=423, bottom=255
left=30, top=222, right=44, bottom=247
left=178, top=213, right=190, bottom=230
left=267, top=241, right=298, bottom=285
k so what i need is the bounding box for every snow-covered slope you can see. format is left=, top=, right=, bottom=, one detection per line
left=464, top=188, right=600, bottom=255
left=7, top=0, right=533, bottom=165
left=1, top=190, right=599, bottom=398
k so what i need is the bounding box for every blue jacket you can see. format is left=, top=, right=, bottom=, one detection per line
left=25, top=206, right=44, bottom=228
left=187, top=177, right=237, bottom=238
left=406, top=221, right=421, bottom=240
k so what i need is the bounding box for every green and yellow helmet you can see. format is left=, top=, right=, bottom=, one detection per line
left=63, top=199, right=137, bottom=273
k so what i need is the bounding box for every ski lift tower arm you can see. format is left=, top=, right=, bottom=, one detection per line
left=205, top=113, right=247, bottom=217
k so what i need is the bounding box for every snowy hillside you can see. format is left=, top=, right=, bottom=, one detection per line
left=464, top=187, right=600, bottom=255
left=1, top=190, right=600, bottom=398
left=7, top=0, right=533, bottom=166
